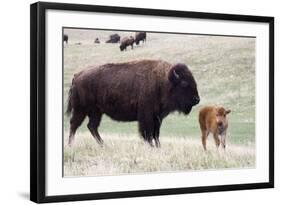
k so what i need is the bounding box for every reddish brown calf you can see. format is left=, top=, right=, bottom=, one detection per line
left=199, top=106, right=231, bottom=150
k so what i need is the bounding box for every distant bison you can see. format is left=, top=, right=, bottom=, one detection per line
left=94, top=38, right=100, bottom=44
left=63, top=34, right=68, bottom=44
left=106, top=33, right=120, bottom=43
left=135, top=32, right=146, bottom=45
left=67, top=60, right=200, bottom=147
left=120, top=36, right=135, bottom=51
left=199, top=106, right=231, bottom=150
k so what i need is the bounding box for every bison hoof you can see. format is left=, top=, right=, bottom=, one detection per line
left=68, top=139, right=74, bottom=147
left=98, top=140, right=104, bottom=147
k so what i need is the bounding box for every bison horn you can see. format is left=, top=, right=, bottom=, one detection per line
left=173, top=69, right=180, bottom=79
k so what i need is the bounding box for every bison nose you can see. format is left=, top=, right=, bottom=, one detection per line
left=192, top=96, right=200, bottom=105
left=217, top=121, right=223, bottom=127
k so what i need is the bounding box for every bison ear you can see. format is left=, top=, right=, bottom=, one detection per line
left=226, top=109, right=231, bottom=115
left=168, top=67, right=181, bottom=84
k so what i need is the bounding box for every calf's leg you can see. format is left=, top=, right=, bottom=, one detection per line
left=201, top=129, right=208, bottom=151
left=220, top=132, right=226, bottom=149
left=213, top=132, right=220, bottom=149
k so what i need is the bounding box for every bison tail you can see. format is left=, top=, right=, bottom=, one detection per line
left=66, top=78, right=76, bottom=115
left=66, top=87, right=73, bottom=115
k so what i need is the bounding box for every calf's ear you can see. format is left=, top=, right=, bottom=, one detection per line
left=226, top=109, right=231, bottom=114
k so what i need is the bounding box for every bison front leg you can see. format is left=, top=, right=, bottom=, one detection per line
left=138, top=112, right=155, bottom=147
left=153, top=115, right=162, bottom=148
left=87, top=111, right=104, bottom=146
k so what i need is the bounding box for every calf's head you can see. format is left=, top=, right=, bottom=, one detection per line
left=215, top=107, right=231, bottom=134
left=168, top=63, right=200, bottom=114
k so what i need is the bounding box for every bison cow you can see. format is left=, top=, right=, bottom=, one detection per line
left=199, top=106, right=231, bottom=150
left=135, top=32, right=146, bottom=45
left=63, top=34, right=68, bottom=44
left=66, top=60, right=200, bottom=147
left=106, top=33, right=120, bottom=43
left=120, top=36, right=135, bottom=51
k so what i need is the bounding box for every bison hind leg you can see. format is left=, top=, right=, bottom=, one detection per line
left=87, top=111, right=104, bottom=146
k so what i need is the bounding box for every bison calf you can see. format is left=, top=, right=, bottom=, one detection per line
left=199, top=106, right=231, bottom=150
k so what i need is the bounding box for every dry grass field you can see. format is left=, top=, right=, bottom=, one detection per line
left=63, top=28, right=256, bottom=177
left=64, top=133, right=255, bottom=176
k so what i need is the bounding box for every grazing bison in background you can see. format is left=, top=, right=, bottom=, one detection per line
left=120, top=36, right=135, bottom=51
left=199, top=106, right=231, bottom=150
left=94, top=38, right=100, bottom=44
left=135, top=32, right=146, bottom=45
left=63, top=34, right=68, bottom=44
left=106, top=33, right=120, bottom=43
left=66, top=60, right=200, bottom=147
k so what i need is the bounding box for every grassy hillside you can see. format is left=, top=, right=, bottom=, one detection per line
left=63, top=28, right=255, bottom=176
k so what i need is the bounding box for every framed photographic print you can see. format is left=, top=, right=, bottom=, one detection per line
left=30, top=1, right=274, bottom=203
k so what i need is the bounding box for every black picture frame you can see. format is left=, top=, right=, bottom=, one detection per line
left=30, top=1, right=274, bottom=203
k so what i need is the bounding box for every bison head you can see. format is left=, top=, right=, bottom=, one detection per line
left=120, top=44, right=126, bottom=51
left=168, top=63, right=200, bottom=114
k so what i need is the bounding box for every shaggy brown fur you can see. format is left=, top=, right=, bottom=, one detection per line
left=199, top=106, right=231, bottom=150
left=135, top=32, right=146, bottom=45
left=120, top=36, right=135, bottom=51
left=67, top=59, right=200, bottom=147
left=106, top=33, right=120, bottom=43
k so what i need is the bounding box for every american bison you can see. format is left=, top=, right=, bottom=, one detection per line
left=120, top=36, right=135, bottom=51
left=63, top=34, right=68, bottom=44
left=135, top=32, right=146, bottom=45
left=199, top=106, right=231, bottom=150
left=66, top=60, right=200, bottom=147
left=106, top=33, right=120, bottom=43
left=94, top=38, right=100, bottom=44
